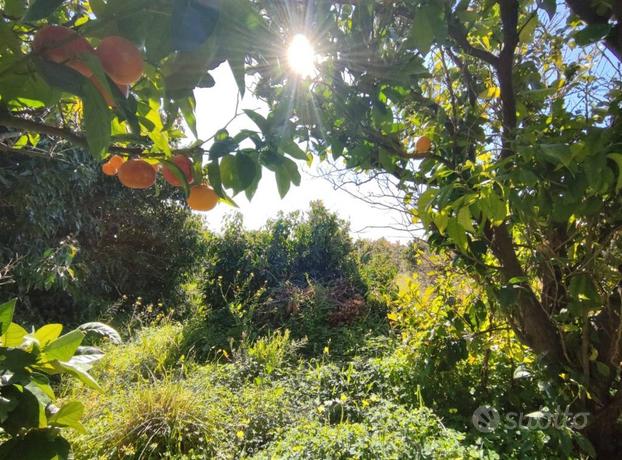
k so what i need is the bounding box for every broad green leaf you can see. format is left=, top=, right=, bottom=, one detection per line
left=81, top=81, right=112, bottom=160
left=49, top=401, right=86, bottom=433
left=43, top=330, right=84, bottom=362
left=569, top=274, right=600, bottom=310
left=33, top=324, right=63, bottom=348
left=25, top=0, right=66, bottom=21
left=220, top=155, right=237, bottom=190
left=433, top=211, right=449, bottom=234
left=56, top=361, right=102, bottom=391
left=228, top=53, right=246, bottom=98
left=5, top=0, right=27, bottom=17
left=407, top=3, right=446, bottom=54
left=539, top=0, right=556, bottom=19
left=243, top=109, right=269, bottom=133
left=283, top=158, right=301, bottom=186
left=457, top=207, right=476, bottom=233
left=275, top=167, right=291, bottom=198
left=69, top=346, right=104, bottom=369
left=519, top=15, right=538, bottom=43
left=0, top=299, right=16, bottom=335
left=236, top=153, right=260, bottom=191
left=573, top=23, right=612, bottom=46
left=2, top=323, right=28, bottom=347
left=0, top=428, right=70, bottom=459
left=607, top=153, right=622, bottom=191
left=178, top=96, right=198, bottom=139
left=447, top=220, right=468, bottom=251
left=280, top=140, right=307, bottom=161
left=540, top=144, right=572, bottom=167
left=33, top=58, right=86, bottom=98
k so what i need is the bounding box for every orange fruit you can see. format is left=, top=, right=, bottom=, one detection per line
left=415, top=136, right=431, bottom=154
left=102, top=161, right=117, bottom=176
left=117, top=159, right=156, bottom=189
left=33, top=25, right=95, bottom=77
left=162, top=154, right=194, bottom=187
left=108, top=154, right=125, bottom=170
left=187, top=184, right=218, bottom=211
left=95, top=36, right=144, bottom=85
left=101, top=154, right=125, bottom=175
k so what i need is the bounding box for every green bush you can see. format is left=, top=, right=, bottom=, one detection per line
left=0, top=148, right=206, bottom=325
left=254, top=403, right=486, bottom=459
left=0, top=299, right=115, bottom=459
left=198, top=201, right=390, bottom=356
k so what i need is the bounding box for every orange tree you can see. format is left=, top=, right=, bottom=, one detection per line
left=1, top=0, right=622, bottom=456
left=248, top=1, right=622, bottom=457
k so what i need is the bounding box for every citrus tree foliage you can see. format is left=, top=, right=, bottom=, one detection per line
left=0, top=0, right=305, bottom=203
left=247, top=0, right=622, bottom=456
left=0, top=299, right=117, bottom=458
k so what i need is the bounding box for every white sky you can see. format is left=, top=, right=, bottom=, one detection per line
left=193, top=64, right=413, bottom=242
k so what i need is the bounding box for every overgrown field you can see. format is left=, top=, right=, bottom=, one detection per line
left=40, top=205, right=590, bottom=459
left=0, top=160, right=594, bottom=457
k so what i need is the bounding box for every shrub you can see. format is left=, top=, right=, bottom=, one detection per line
left=253, top=402, right=487, bottom=459
left=0, top=299, right=114, bottom=458
left=0, top=148, right=206, bottom=325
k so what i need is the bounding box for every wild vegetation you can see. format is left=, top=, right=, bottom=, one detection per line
left=1, top=0, right=622, bottom=458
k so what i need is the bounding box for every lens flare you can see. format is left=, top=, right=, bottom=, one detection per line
left=287, top=34, right=316, bottom=78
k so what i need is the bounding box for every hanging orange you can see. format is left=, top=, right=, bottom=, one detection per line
left=95, top=36, right=144, bottom=85
left=187, top=184, right=218, bottom=211
left=162, top=154, right=194, bottom=187
left=117, top=159, right=156, bottom=189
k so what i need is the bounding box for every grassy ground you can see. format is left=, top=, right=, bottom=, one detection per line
left=63, top=320, right=488, bottom=459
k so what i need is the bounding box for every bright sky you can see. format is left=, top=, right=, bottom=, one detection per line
left=193, top=64, right=412, bottom=242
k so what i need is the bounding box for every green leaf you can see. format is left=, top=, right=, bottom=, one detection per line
left=243, top=109, right=269, bottom=133
left=220, top=155, right=237, bottom=190
left=0, top=299, right=16, bottom=336
left=407, top=3, right=446, bottom=54
left=33, top=324, right=63, bottom=348
left=25, top=0, right=66, bottom=21
left=283, top=157, right=301, bottom=186
left=43, top=330, right=84, bottom=362
left=236, top=153, right=260, bottom=191
left=540, top=144, right=572, bottom=167
left=2, top=323, right=28, bottom=347
left=54, top=360, right=102, bottom=391
left=275, top=167, right=291, bottom=198
left=573, top=23, right=612, bottom=46
left=178, top=96, right=198, bottom=139
left=539, top=0, right=556, bottom=19
left=457, top=207, right=476, bottom=233
left=607, top=153, right=622, bottom=191
left=33, top=58, right=86, bottom=98
left=0, top=428, right=70, bottom=460
left=228, top=53, right=246, bottom=98
left=280, top=140, right=307, bottom=161
left=77, top=322, right=121, bottom=344
left=81, top=81, right=112, bottom=160
left=447, top=220, right=468, bottom=251
left=49, top=401, right=86, bottom=433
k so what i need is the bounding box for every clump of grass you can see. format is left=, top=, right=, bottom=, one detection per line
left=91, top=322, right=184, bottom=387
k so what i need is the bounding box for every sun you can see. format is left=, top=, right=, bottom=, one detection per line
left=287, top=34, right=316, bottom=78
